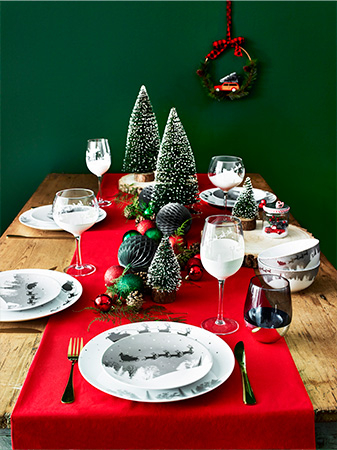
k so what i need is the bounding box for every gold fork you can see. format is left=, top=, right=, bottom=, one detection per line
left=61, top=337, right=83, bottom=404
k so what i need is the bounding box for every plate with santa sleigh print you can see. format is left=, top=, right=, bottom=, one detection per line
left=200, top=187, right=276, bottom=208
left=79, top=321, right=235, bottom=402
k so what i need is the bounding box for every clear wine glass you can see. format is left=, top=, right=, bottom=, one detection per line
left=208, top=156, right=245, bottom=213
left=200, top=215, right=244, bottom=335
left=86, top=138, right=112, bottom=207
left=52, top=188, right=99, bottom=277
left=244, top=274, right=292, bottom=343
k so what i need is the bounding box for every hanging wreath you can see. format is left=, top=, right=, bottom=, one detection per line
left=196, top=1, right=257, bottom=101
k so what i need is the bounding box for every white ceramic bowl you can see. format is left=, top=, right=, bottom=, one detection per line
left=258, top=238, right=320, bottom=270
left=257, top=257, right=320, bottom=293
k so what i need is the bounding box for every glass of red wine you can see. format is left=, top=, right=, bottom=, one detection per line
left=244, top=274, right=292, bottom=343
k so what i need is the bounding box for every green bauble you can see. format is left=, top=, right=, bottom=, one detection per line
left=145, top=228, right=163, bottom=243
left=117, top=274, right=144, bottom=299
left=123, top=230, right=141, bottom=241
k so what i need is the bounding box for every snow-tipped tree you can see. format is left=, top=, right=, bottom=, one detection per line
left=232, top=177, right=258, bottom=219
left=147, top=236, right=182, bottom=294
left=122, top=85, right=160, bottom=175
left=150, top=108, right=199, bottom=212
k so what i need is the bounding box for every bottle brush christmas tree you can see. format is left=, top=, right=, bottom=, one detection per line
left=232, top=177, right=258, bottom=230
left=147, top=236, right=182, bottom=303
left=150, top=107, right=199, bottom=212
left=122, top=85, right=160, bottom=182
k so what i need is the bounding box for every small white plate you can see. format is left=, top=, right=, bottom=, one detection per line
left=0, top=271, right=61, bottom=311
left=200, top=187, right=276, bottom=208
left=79, top=321, right=235, bottom=403
left=19, top=205, right=107, bottom=231
left=0, top=269, right=82, bottom=321
left=102, top=332, right=213, bottom=390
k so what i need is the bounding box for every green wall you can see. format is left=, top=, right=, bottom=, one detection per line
left=1, top=1, right=336, bottom=267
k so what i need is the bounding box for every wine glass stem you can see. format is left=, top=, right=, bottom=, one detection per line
left=216, top=279, right=226, bottom=325
left=223, top=192, right=228, bottom=213
left=97, top=176, right=102, bottom=202
left=74, top=235, right=84, bottom=269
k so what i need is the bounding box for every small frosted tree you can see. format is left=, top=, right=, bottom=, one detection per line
left=147, top=237, right=182, bottom=294
left=122, top=85, right=160, bottom=174
left=232, top=177, right=258, bottom=219
left=150, top=107, right=199, bottom=212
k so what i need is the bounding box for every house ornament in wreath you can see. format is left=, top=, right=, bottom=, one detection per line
left=196, top=1, right=257, bottom=101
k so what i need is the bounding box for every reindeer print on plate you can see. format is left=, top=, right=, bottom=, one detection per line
left=0, top=271, right=61, bottom=311
left=102, top=332, right=213, bottom=390
left=79, top=321, right=235, bottom=402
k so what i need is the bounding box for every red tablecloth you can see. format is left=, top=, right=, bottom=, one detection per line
left=11, top=174, right=315, bottom=450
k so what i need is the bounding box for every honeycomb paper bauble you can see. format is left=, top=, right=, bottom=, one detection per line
left=156, top=203, right=192, bottom=236
left=118, top=235, right=158, bottom=270
left=138, top=186, right=154, bottom=210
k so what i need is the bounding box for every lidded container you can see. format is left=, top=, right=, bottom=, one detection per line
left=263, top=201, right=290, bottom=238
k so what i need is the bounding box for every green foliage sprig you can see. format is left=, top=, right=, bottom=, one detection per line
left=85, top=304, right=187, bottom=331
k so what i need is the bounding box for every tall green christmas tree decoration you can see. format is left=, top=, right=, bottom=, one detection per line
left=150, top=108, right=199, bottom=212
left=122, top=85, right=160, bottom=178
left=147, top=236, right=182, bottom=303
left=232, top=177, right=258, bottom=230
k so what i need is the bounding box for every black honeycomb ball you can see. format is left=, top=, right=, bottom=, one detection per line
left=118, top=234, right=158, bottom=271
left=155, top=203, right=192, bottom=236
left=138, top=186, right=154, bottom=211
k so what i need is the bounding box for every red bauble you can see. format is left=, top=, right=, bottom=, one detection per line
left=169, top=235, right=187, bottom=254
left=104, top=265, right=125, bottom=287
left=186, top=257, right=203, bottom=272
left=93, top=294, right=113, bottom=312
left=193, top=253, right=201, bottom=260
left=259, top=199, right=266, bottom=209
left=187, top=265, right=203, bottom=281
left=136, top=219, right=155, bottom=235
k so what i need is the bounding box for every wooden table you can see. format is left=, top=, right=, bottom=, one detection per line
left=0, top=173, right=336, bottom=447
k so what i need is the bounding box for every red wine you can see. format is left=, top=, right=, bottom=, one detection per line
left=244, top=307, right=291, bottom=343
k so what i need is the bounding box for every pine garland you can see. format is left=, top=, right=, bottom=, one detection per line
left=85, top=304, right=187, bottom=331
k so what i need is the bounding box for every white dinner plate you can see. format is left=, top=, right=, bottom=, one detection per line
left=79, top=321, right=235, bottom=403
left=0, top=269, right=82, bottom=322
left=101, top=331, right=213, bottom=390
left=19, top=205, right=107, bottom=231
left=200, top=187, right=277, bottom=208
left=0, top=271, right=61, bottom=311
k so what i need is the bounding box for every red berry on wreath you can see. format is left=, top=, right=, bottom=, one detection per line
left=136, top=219, right=155, bottom=235
left=104, top=265, right=125, bottom=287
left=93, top=294, right=113, bottom=312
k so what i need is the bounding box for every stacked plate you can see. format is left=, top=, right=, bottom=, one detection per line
left=79, top=321, right=235, bottom=403
left=19, top=205, right=107, bottom=231
left=0, top=269, right=82, bottom=322
left=200, top=187, right=276, bottom=208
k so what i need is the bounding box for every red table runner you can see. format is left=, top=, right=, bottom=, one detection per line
left=11, top=174, right=315, bottom=450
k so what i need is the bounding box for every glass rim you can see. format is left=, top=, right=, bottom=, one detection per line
left=205, top=214, right=242, bottom=226
left=87, top=138, right=108, bottom=142
left=210, top=155, right=243, bottom=163
left=55, top=188, right=96, bottom=200
left=250, top=274, right=290, bottom=291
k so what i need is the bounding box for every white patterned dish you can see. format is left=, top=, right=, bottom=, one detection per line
left=19, top=205, right=107, bottom=231
left=0, top=271, right=61, bottom=311
left=79, top=321, right=235, bottom=403
left=0, top=269, right=82, bottom=321
left=101, top=332, right=213, bottom=390
left=200, top=187, right=276, bottom=208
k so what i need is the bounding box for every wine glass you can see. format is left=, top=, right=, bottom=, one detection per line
left=208, top=156, right=245, bottom=213
left=200, top=215, right=244, bottom=335
left=244, top=274, right=292, bottom=343
left=86, top=138, right=112, bottom=207
left=52, top=188, right=99, bottom=277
